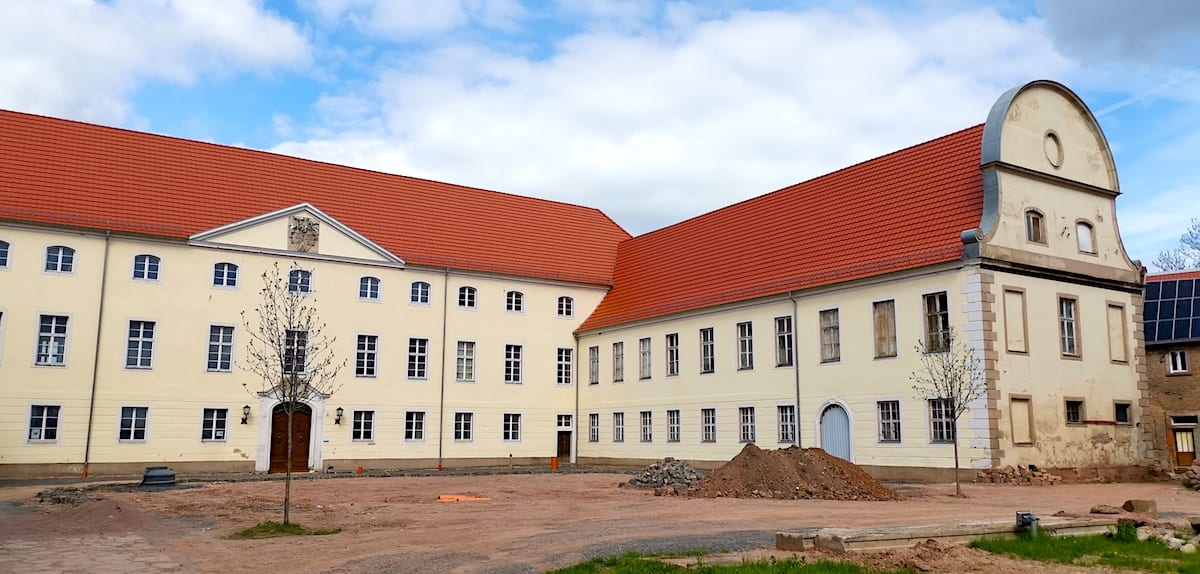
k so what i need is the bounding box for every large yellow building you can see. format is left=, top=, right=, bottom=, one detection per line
left=0, top=80, right=1152, bottom=479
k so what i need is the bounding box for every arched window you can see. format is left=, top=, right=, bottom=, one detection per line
left=359, top=276, right=381, bottom=300
left=45, top=245, right=75, bottom=273
left=132, top=254, right=161, bottom=281
left=506, top=290, right=524, bottom=312
left=411, top=281, right=431, bottom=304
left=1024, top=210, right=1045, bottom=243
left=0, top=240, right=9, bottom=268
left=458, top=286, right=477, bottom=309
left=288, top=269, right=312, bottom=293
left=1076, top=221, right=1095, bottom=254
left=213, top=262, right=239, bottom=287
left=557, top=296, right=574, bottom=317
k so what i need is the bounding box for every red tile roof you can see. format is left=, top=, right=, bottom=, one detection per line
left=0, top=110, right=629, bottom=285
left=1147, top=269, right=1200, bottom=282
left=579, top=125, right=985, bottom=332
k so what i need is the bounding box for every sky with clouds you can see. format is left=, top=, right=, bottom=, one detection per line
left=1, top=0, right=1197, bottom=267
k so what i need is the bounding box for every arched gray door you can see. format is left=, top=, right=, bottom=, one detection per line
left=820, top=404, right=851, bottom=460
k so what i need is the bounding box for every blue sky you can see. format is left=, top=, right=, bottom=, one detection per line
left=2, top=1, right=1197, bottom=267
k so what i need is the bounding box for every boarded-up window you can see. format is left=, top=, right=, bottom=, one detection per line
left=1003, top=289, right=1027, bottom=353
left=1010, top=397, right=1033, bottom=445
left=1107, top=304, right=1128, bottom=363
left=873, top=300, right=897, bottom=358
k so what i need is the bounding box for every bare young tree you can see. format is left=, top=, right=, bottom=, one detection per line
left=242, top=262, right=344, bottom=524
left=1155, top=218, right=1200, bottom=271
left=910, top=327, right=986, bottom=497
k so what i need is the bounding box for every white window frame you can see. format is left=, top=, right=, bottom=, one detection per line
left=737, top=321, right=754, bottom=370
left=287, top=268, right=313, bottom=294
left=206, top=325, right=235, bottom=373
left=1077, top=220, right=1096, bottom=254
left=44, top=245, right=75, bottom=274
left=358, top=276, right=381, bottom=301
left=928, top=398, right=954, bottom=443
left=456, top=341, right=476, bottom=382
left=665, top=333, right=679, bottom=377
left=125, top=319, right=156, bottom=370
left=556, top=347, right=573, bottom=385
left=28, top=404, right=61, bottom=442
left=923, top=292, right=950, bottom=353
left=352, top=410, right=375, bottom=442
left=458, top=286, right=477, bottom=309
left=34, top=314, right=70, bottom=367
left=502, top=412, right=522, bottom=442
left=775, top=316, right=794, bottom=367
left=700, top=327, right=715, bottom=373
left=701, top=408, right=717, bottom=443
left=588, top=345, right=600, bottom=384
left=283, top=329, right=308, bottom=376
left=212, top=262, right=239, bottom=288
left=820, top=309, right=840, bottom=362
left=878, top=400, right=901, bottom=443
left=504, top=344, right=523, bottom=384
left=119, top=405, right=150, bottom=443
left=640, top=410, right=653, bottom=443
left=201, top=407, right=228, bottom=442
left=405, top=411, right=426, bottom=442
left=356, top=334, right=379, bottom=378
left=454, top=411, right=474, bottom=442
left=612, top=341, right=625, bottom=382
left=612, top=412, right=625, bottom=442
left=407, top=337, right=429, bottom=379
left=777, top=404, right=796, bottom=444
left=588, top=413, right=600, bottom=443
left=557, top=296, right=574, bottom=318
left=506, top=290, right=524, bottom=312
left=0, top=239, right=9, bottom=269
left=411, top=281, right=431, bottom=304
left=1170, top=350, right=1190, bottom=374
left=1025, top=209, right=1046, bottom=243
left=1059, top=296, right=1079, bottom=357
left=638, top=337, right=651, bottom=380
left=132, top=253, right=161, bottom=281
left=739, top=406, right=756, bottom=443
left=667, top=409, right=681, bottom=443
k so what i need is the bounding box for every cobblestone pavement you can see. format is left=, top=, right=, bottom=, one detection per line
left=0, top=534, right=191, bottom=574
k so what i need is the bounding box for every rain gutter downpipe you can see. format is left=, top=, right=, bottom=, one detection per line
left=82, top=231, right=112, bottom=478
left=789, top=291, right=802, bottom=446
left=436, top=267, right=450, bottom=471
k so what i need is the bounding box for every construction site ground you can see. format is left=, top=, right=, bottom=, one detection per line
left=2, top=472, right=1200, bottom=573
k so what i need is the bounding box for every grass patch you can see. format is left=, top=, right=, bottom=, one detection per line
left=971, top=530, right=1200, bottom=573
left=226, top=521, right=341, bottom=540
left=549, top=552, right=913, bottom=573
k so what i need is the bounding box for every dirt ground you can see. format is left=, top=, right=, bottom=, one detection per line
left=2, top=473, right=1200, bottom=573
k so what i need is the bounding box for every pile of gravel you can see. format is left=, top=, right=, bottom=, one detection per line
left=621, top=457, right=704, bottom=490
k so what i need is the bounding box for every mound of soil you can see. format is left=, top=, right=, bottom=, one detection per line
left=688, top=444, right=900, bottom=501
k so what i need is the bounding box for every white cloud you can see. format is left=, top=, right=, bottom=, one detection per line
left=1117, top=183, right=1200, bottom=264
left=303, top=0, right=525, bottom=38
left=0, top=0, right=309, bottom=125
left=275, top=6, right=1071, bottom=234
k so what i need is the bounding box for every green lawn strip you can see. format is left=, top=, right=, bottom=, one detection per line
left=971, top=532, right=1200, bottom=573
left=549, top=552, right=913, bottom=573
left=226, top=521, right=341, bottom=539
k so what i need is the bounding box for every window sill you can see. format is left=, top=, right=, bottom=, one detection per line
left=737, top=367, right=754, bottom=372
left=1168, top=371, right=1192, bottom=377
left=125, top=366, right=153, bottom=371
left=1065, top=422, right=1085, bottom=427
left=873, top=354, right=898, bottom=360
left=504, top=381, right=522, bottom=385
left=1060, top=354, right=1083, bottom=362
left=201, top=439, right=228, bottom=444
left=34, top=363, right=67, bottom=368
left=878, top=440, right=901, bottom=444
left=1013, top=441, right=1035, bottom=447
left=26, top=440, right=58, bottom=444
left=819, top=359, right=841, bottom=365
left=701, top=440, right=717, bottom=444
left=775, top=363, right=795, bottom=369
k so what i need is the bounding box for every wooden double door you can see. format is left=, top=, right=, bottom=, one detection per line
left=270, top=403, right=312, bottom=473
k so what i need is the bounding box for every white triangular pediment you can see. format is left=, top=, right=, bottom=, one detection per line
left=189, top=203, right=404, bottom=265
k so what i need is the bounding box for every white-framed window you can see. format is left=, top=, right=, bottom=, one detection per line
left=1065, top=399, right=1084, bottom=425
left=739, top=407, right=756, bottom=443
left=873, top=300, right=897, bottom=358
left=640, top=411, right=653, bottom=442
left=132, top=254, right=161, bottom=281
left=1170, top=350, right=1190, bottom=374
left=405, top=411, right=425, bottom=441
left=287, top=268, right=312, bottom=293
left=1114, top=402, right=1132, bottom=425
left=923, top=292, right=950, bottom=352
left=45, top=245, right=75, bottom=273
left=557, top=296, right=574, bottom=317
left=35, top=314, right=69, bottom=366
left=119, top=406, right=149, bottom=442
left=557, top=414, right=573, bottom=429
left=588, top=346, right=600, bottom=384
left=359, top=276, right=380, bottom=300
left=556, top=348, right=573, bottom=385
left=125, top=320, right=155, bottom=369
left=667, top=409, right=681, bottom=442
left=407, top=337, right=428, bottom=379
left=28, top=405, right=60, bottom=442
left=283, top=330, right=307, bottom=375
left=456, top=341, right=476, bottom=382
left=207, top=325, right=234, bottom=372
left=458, top=286, right=477, bottom=309
left=820, top=309, right=840, bottom=362
left=411, top=281, right=431, bottom=304
left=454, top=412, right=473, bottom=441
left=201, top=408, right=228, bottom=441
left=700, top=327, right=715, bottom=373
left=502, top=413, right=521, bottom=441
left=777, top=405, right=796, bottom=443
left=701, top=408, right=717, bottom=443
left=928, top=399, right=954, bottom=443
left=353, top=410, right=374, bottom=441
left=612, top=342, right=625, bottom=382
left=665, top=333, right=679, bottom=376
left=612, top=412, right=625, bottom=442
left=737, top=321, right=754, bottom=370
left=638, top=337, right=651, bottom=379
left=506, top=290, right=524, bottom=312
left=213, top=262, right=238, bottom=287
left=1077, top=221, right=1095, bottom=254
left=878, top=400, right=901, bottom=442
left=356, top=334, right=378, bottom=377
left=1025, top=210, right=1045, bottom=243
left=504, top=344, right=522, bottom=383
left=0, top=239, right=9, bottom=268
left=588, top=413, right=599, bottom=442
left=775, top=316, right=794, bottom=367
left=1059, top=297, right=1079, bottom=357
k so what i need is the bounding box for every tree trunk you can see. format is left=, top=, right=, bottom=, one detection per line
left=284, top=403, right=293, bottom=524
left=952, top=417, right=962, bottom=497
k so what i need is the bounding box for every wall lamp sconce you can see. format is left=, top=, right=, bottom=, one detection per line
left=335, top=407, right=344, bottom=425
left=241, top=405, right=251, bottom=425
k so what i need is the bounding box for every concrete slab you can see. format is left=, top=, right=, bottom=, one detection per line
left=777, top=517, right=1118, bottom=552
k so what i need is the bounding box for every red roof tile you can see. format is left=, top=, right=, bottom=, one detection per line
left=1147, top=269, right=1200, bottom=282
left=578, top=125, right=985, bottom=332
left=0, top=110, right=629, bottom=285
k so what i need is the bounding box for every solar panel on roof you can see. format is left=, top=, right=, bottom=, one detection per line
left=1145, top=278, right=1200, bottom=343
